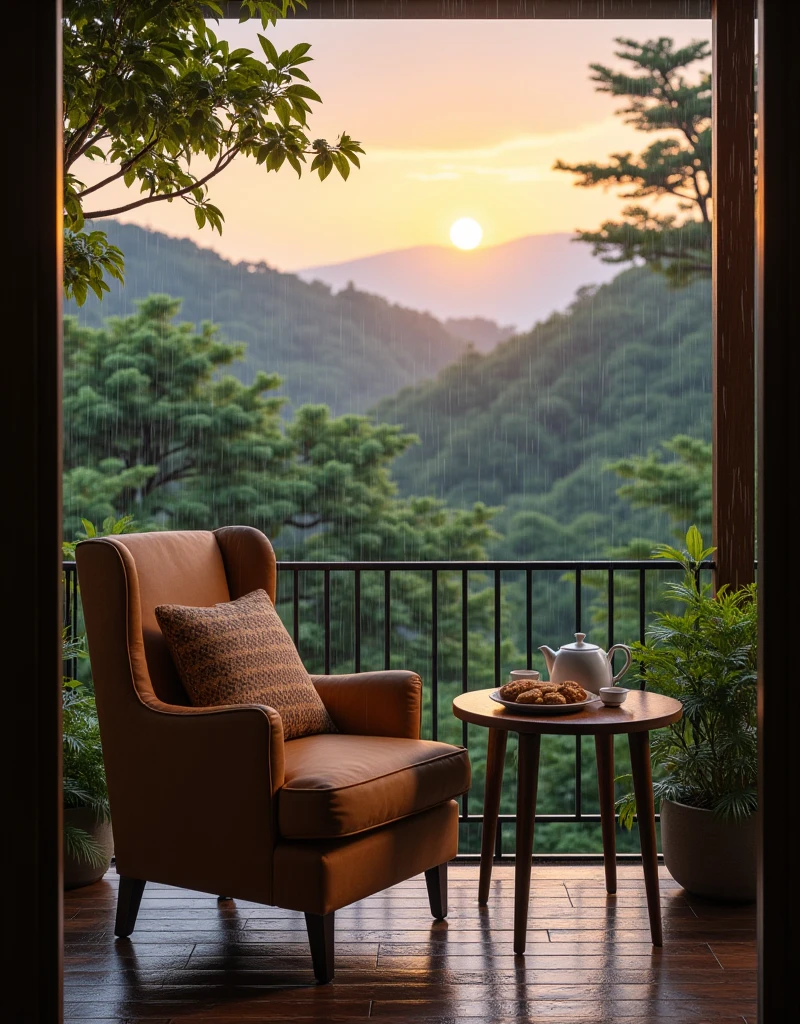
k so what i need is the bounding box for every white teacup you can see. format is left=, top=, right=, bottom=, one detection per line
left=509, top=669, right=541, bottom=684
left=599, top=686, right=628, bottom=706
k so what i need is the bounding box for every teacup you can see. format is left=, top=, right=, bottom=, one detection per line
left=509, top=669, right=541, bottom=684
left=599, top=686, right=628, bottom=706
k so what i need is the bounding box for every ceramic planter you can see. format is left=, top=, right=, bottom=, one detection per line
left=660, top=799, right=757, bottom=902
left=63, top=806, right=114, bottom=890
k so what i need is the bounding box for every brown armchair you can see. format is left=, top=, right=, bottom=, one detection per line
left=75, top=526, right=471, bottom=983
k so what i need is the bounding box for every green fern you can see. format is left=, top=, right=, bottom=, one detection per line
left=62, top=639, right=109, bottom=865
left=617, top=527, right=757, bottom=826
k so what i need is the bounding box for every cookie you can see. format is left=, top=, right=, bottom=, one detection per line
left=499, top=680, right=537, bottom=701
left=516, top=688, right=544, bottom=704
left=560, top=682, right=588, bottom=704
left=542, top=691, right=567, bottom=705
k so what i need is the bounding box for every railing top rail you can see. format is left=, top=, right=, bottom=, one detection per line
left=273, top=559, right=716, bottom=571
left=61, top=558, right=717, bottom=572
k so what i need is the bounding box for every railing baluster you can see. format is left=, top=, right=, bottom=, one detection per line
left=384, top=569, right=391, bottom=670
left=494, top=568, right=501, bottom=688
left=575, top=737, right=583, bottom=821
left=323, top=568, right=331, bottom=674
left=461, top=569, right=469, bottom=821
left=293, top=569, right=300, bottom=650
left=608, top=567, right=615, bottom=674
left=639, top=568, right=647, bottom=690
left=354, top=569, right=361, bottom=674
left=575, top=568, right=583, bottom=823
left=526, top=566, right=533, bottom=670
left=575, top=567, right=582, bottom=633
left=431, top=568, right=438, bottom=741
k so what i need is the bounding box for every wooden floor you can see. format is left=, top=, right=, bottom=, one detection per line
left=64, top=862, right=757, bottom=1023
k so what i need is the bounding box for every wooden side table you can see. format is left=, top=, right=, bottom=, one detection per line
left=452, top=689, right=682, bottom=954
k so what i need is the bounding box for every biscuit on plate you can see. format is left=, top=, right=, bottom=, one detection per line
left=499, top=680, right=536, bottom=701
left=560, top=682, right=588, bottom=704
left=542, top=691, right=567, bottom=705
left=516, top=688, right=544, bottom=704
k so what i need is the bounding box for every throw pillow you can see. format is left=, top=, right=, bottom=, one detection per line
left=154, top=588, right=336, bottom=740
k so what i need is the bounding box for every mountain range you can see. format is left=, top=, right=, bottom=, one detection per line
left=373, top=266, right=712, bottom=559
left=298, top=233, right=622, bottom=332
left=66, top=221, right=469, bottom=416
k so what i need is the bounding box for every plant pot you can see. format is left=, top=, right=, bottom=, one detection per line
left=63, top=807, right=114, bottom=890
left=660, top=799, right=757, bottom=902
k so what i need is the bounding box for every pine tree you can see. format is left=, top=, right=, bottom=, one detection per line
left=555, top=37, right=713, bottom=286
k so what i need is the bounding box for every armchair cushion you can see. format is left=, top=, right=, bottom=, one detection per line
left=154, top=588, right=336, bottom=740
left=278, top=734, right=471, bottom=839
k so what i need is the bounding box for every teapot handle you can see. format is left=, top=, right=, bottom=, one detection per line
left=608, top=644, right=632, bottom=683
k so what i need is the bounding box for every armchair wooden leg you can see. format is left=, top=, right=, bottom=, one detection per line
left=115, top=877, right=146, bottom=938
left=305, top=911, right=335, bottom=984
left=425, top=862, right=448, bottom=920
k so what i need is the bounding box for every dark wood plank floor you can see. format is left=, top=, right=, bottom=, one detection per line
left=64, top=863, right=756, bottom=1023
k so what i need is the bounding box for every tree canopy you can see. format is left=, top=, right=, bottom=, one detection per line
left=554, top=37, right=712, bottom=286
left=63, top=0, right=363, bottom=303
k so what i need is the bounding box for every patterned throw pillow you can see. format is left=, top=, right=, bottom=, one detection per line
left=154, top=589, right=336, bottom=740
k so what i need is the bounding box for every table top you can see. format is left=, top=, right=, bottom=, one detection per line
left=452, top=688, right=682, bottom=735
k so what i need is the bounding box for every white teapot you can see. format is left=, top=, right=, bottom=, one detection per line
left=539, top=633, right=632, bottom=695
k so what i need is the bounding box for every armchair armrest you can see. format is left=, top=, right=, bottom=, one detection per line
left=105, top=697, right=285, bottom=904
left=311, top=670, right=422, bottom=739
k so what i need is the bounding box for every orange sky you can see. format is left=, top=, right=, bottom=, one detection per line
left=77, top=17, right=711, bottom=270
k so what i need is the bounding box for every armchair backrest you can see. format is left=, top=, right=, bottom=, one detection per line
left=76, top=526, right=277, bottom=707
left=74, top=527, right=282, bottom=899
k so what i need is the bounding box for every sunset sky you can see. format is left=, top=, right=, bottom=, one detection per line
left=77, top=17, right=711, bottom=271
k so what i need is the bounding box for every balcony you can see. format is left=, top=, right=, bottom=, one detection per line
left=61, top=554, right=756, bottom=1021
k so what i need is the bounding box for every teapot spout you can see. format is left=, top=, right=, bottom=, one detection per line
left=539, top=646, right=557, bottom=673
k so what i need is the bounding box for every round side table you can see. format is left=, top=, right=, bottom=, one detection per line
left=452, top=688, right=682, bottom=954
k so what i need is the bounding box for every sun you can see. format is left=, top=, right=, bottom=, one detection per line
left=449, top=217, right=483, bottom=250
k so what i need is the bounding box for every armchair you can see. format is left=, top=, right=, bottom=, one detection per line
left=75, top=526, right=471, bottom=983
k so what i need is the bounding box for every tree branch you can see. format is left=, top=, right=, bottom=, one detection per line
left=76, top=136, right=162, bottom=200
left=83, top=149, right=240, bottom=219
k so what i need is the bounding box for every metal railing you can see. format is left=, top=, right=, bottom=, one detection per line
left=62, top=556, right=713, bottom=860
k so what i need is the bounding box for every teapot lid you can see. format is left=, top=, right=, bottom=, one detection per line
left=560, top=632, right=601, bottom=652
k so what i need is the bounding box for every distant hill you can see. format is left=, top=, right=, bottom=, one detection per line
left=297, top=233, right=622, bottom=332
left=66, top=221, right=467, bottom=416
left=373, top=267, right=712, bottom=558
left=444, top=317, right=517, bottom=353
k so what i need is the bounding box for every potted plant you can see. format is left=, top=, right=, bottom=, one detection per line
left=617, top=526, right=758, bottom=901
left=63, top=634, right=112, bottom=889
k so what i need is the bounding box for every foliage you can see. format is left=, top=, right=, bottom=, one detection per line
left=66, top=221, right=467, bottom=414
left=554, top=37, right=713, bottom=286
left=62, top=513, right=138, bottom=560
left=63, top=1, right=362, bottom=302
left=376, top=266, right=711, bottom=559
left=617, top=528, right=758, bottom=827
left=606, top=435, right=712, bottom=541
left=63, top=638, right=110, bottom=867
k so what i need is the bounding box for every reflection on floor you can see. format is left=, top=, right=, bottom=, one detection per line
left=64, top=862, right=756, bottom=1022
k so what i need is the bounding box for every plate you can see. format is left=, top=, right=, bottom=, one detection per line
left=490, top=688, right=602, bottom=715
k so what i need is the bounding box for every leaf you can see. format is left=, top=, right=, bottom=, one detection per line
left=258, top=33, right=280, bottom=67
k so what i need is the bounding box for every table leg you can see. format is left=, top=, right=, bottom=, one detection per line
left=479, top=728, right=508, bottom=906
left=595, top=734, right=617, bottom=895
left=628, top=730, right=663, bottom=946
left=514, top=733, right=541, bottom=955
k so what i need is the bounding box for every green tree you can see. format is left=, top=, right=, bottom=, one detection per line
left=607, top=434, right=712, bottom=540
left=62, top=296, right=418, bottom=540
left=554, top=37, right=713, bottom=286
left=63, top=0, right=363, bottom=303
